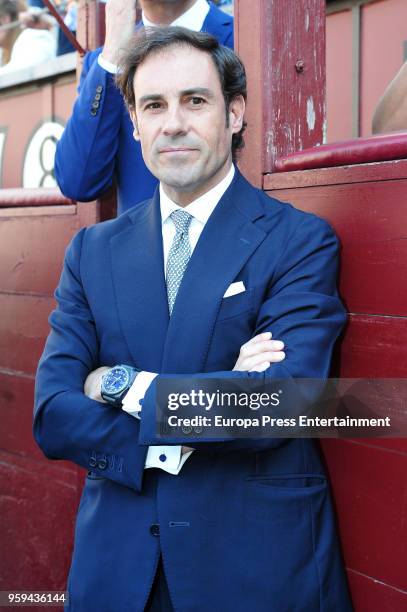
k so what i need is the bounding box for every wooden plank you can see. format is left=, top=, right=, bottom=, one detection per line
left=0, top=188, right=73, bottom=208
left=0, top=450, right=77, bottom=594
left=265, top=181, right=407, bottom=316
left=263, top=158, right=407, bottom=190
left=335, top=314, right=407, bottom=452
left=321, top=439, right=407, bottom=590
left=0, top=205, right=76, bottom=217
left=351, top=4, right=361, bottom=138
left=236, top=0, right=326, bottom=183
left=0, top=294, right=53, bottom=375
left=234, top=0, right=263, bottom=187
left=342, top=438, right=407, bottom=454
left=347, top=569, right=407, bottom=612
left=340, top=314, right=407, bottom=377
left=0, top=202, right=98, bottom=295
left=76, top=0, right=98, bottom=54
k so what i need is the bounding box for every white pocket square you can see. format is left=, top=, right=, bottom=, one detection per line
left=223, top=281, right=246, bottom=298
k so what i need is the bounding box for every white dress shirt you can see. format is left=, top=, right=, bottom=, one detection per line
left=122, top=164, right=235, bottom=474
left=98, top=0, right=210, bottom=74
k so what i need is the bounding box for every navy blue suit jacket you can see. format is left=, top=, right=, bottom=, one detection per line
left=54, top=2, right=233, bottom=214
left=34, top=171, right=353, bottom=611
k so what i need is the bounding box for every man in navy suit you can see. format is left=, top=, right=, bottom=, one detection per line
left=35, top=27, right=353, bottom=612
left=54, top=0, right=233, bottom=214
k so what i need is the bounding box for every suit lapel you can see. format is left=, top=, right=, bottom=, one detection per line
left=110, top=190, right=169, bottom=371
left=161, top=171, right=267, bottom=373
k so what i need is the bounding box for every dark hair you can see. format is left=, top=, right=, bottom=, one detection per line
left=116, top=26, right=247, bottom=160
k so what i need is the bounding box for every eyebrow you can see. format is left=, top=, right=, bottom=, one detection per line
left=137, top=88, right=215, bottom=106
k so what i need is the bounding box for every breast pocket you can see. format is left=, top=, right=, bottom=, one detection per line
left=217, top=288, right=254, bottom=321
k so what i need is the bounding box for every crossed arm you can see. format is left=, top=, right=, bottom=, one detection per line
left=34, top=215, right=346, bottom=492
left=84, top=332, right=286, bottom=402
left=83, top=333, right=286, bottom=462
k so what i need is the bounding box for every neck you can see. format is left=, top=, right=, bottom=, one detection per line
left=141, top=0, right=197, bottom=25
left=162, top=159, right=233, bottom=207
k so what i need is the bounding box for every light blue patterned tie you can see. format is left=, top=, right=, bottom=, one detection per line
left=166, top=209, right=193, bottom=315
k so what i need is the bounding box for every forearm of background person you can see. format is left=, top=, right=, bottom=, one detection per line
left=372, top=62, right=407, bottom=134
left=54, top=51, right=124, bottom=202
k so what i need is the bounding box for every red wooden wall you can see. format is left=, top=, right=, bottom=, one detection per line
left=234, top=0, right=407, bottom=607
left=0, top=191, right=113, bottom=608
left=1, top=1, right=406, bottom=609
left=265, top=161, right=407, bottom=610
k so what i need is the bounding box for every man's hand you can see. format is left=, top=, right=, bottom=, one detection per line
left=84, top=366, right=110, bottom=402
left=102, top=0, right=137, bottom=65
left=233, top=332, right=285, bottom=372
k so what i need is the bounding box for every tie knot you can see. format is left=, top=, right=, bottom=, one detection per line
left=170, top=209, right=193, bottom=234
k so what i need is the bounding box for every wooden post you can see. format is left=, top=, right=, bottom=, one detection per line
left=235, top=0, right=326, bottom=187
left=76, top=0, right=106, bottom=78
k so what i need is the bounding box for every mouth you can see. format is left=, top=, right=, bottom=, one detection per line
left=158, top=147, right=198, bottom=154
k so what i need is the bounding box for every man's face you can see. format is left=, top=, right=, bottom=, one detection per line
left=131, top=45, right=245, bottom=204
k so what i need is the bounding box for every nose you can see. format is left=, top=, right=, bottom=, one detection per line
left=162, top=104, right=186, bottom=137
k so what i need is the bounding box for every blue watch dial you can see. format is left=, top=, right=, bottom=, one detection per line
left=102, top=367, right=130, bottom=395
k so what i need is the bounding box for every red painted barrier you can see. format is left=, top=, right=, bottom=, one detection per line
left=0, top=189, right=114, bottom=610
left=265, top=157, right=407, bottom=610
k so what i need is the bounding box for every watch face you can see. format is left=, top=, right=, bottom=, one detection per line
left=102, top=367, right=130, bottom=395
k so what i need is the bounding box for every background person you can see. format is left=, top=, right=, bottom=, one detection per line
left=54, top=0, right=233, bottom=214
left=0, top=0, right=55, bottom=75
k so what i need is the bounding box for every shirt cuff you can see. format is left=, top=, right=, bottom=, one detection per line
left=97, top=53, right=119, bottom=74
left=122, top=371, right=158, bottom=419
left=145, top=445, right=194, bottom=475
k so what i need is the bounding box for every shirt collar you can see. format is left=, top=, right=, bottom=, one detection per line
left=160, top=164, right=235, bottom=226
left=142, top=0, right=210, bottom=31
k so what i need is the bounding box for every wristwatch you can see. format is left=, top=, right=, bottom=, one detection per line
left=101, top=364, right=140, bottom=407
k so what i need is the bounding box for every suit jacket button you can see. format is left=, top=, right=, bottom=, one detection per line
left=89, top=454, right=97, bottom=468
left=95, top=92, right=101, bottom=100
left=181, top=425, right=192, bottom=435
left=150, top=524, right=160, bottom=537
left=92, top=101, right=100, bottom=109
left=96, top=85, right=103, bottom=93
left=91, top=109, right=97, bottom=116
left=194, top=426, right=203, bottom=434
left=98, top=457, right=108, bottom=470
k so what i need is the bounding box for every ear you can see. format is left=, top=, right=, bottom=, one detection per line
left=228, top=95, right=246, bottom=135
left=129, top=107, right=140, bottom=141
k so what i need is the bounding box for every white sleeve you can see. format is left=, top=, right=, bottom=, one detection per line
left=122, top=371, right=194, bottom=474
left=145, top=446, right=194, bottom=475
left=122, top=371, right=158, bottom=418
left=97, top=53, right=119, bottom=75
